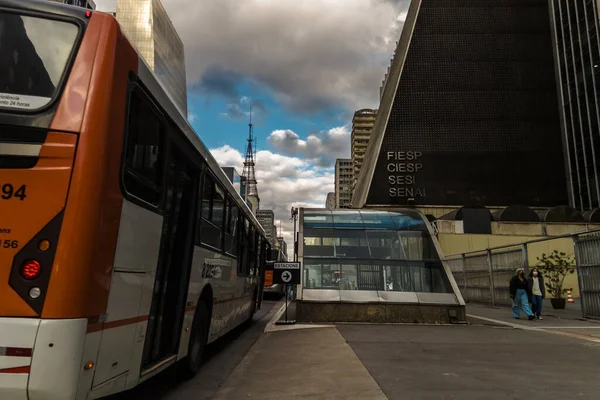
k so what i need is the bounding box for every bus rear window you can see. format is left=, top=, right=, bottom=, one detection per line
left=0, top=12, right=79, bottom=111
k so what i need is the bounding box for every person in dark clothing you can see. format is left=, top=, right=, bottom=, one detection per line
left=527, top=268, right=546, bottom=320
left=509, top=268, right=535, bottom=320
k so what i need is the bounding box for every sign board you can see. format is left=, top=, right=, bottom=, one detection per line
left=273, top=262, right=300, bottom=285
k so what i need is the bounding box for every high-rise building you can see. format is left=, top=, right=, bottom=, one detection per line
left=351, top=109, right=377, bottom=188
left=256, top=210, right=277, bottom=245
left=93, top=0, right=187, bottom=117
left=277, top=237, right=288, bottom=260
left=221, top=167, right=242, bottom=196
left=325, top=192, right=336, bottom=209
left=353, top=0, right=568, bottom=209
left=335, top=158, right=353, bottom=208
left=550, top=0, right=600, bottom=211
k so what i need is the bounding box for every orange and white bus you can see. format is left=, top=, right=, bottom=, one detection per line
left=0, top=1, right=270, bottom=398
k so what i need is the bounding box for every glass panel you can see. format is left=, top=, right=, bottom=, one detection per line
left=340, top=263, right=358, bottom=290
left=366, top=230, right=404, bottom=260
left=303, top=211, right=334, bottom=229
left=391, top=211, right=428, bottom=231
left=303, top=229, right=335, bottom=257
left=334, top=230, right=370, bottom=258
left=200, top=222, right=222, bottom=249
left=332, top=211, right=364, bottom=229
left=360, top=211, right=395, bottom=229
left=201, top=175, right=214, bottom=220
left=398, top=232, right=440, bottom=261
left=212, top=184, right=225, bottom=228
left=0, top=12, right=79, bottom=111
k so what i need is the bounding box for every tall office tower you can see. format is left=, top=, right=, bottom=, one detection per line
left=93, top=0, right=187, bottom=117
left=256, top=210, right=277, bottom=245
left=221, top=167, right=242, bottom=196
left=354, top=0, right=568, bottom=208
left=351, top=109, right=378, bottom=188
left=325, top=192, right=336, bottom=209
left=335, top=158, right=353, bottom=208
left=277, top=237, right=288, bottom=260
left=551, top=0, right=600, bottom=211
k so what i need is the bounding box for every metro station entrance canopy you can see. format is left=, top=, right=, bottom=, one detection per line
left=296, top=209, right=466, bottom=323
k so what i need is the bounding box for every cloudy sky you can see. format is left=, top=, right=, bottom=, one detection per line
left=161, top=0, right=409, bottom=248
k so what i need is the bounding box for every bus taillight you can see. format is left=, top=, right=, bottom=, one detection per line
left=21, top=260, right=41, bottom=280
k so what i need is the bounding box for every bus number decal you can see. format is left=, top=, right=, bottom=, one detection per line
left=2, top=240, right=18, bottom=249
left=1, top=184, right=27, bottom=201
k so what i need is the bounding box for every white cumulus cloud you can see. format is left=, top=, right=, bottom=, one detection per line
left=268, top=126, right=350, bottom=166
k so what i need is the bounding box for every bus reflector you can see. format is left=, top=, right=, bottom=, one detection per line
left=38, top=240, right=51, bottom=251
left=29, top=287, right=41, bottom=299
left=85, top=11, right=92, bottom=18
left=21, top=260, right=41, bottom=280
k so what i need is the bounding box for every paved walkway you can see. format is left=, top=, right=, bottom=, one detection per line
left=213, top=302, right=600, bottom=399
left=467, top=303, right=600, bottom=342
left=213, top=326, right=386, bottom=399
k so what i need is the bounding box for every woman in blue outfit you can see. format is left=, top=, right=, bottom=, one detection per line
left=527, top=268, right=545, bottom=320
left=509, top=268, right=535, bottom=320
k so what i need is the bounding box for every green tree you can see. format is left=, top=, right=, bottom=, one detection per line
left=536, top=250, right=576, bottom=299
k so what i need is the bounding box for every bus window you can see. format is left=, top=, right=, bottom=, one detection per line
left=199, top=173, right=225, bottom=250
left=225, top=197, right=238, bottom=256
left=123, top=90, right=164, bottom=206
left=0, top=12, right=80, bottom=111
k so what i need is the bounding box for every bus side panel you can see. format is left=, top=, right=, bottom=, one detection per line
left=188, top=246, right=237, bottom=344
left=93, top=200, right=163, bottom=390
left=43, top=13, right=139, bottom=320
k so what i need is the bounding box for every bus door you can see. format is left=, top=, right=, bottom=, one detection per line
left=142, top=143, right=198, bottom=369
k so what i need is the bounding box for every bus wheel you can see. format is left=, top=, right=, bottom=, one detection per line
left=177, top=301, right=209, bottom=380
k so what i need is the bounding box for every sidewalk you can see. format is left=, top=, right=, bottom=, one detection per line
left=467, top=302, right=600, bottom=342
left=213, top=324, right=386, bottom=399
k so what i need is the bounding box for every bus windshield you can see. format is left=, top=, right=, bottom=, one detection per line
left=0, top=11, right=79, bottom=111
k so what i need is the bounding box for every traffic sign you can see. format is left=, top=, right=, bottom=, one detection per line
left=273, top=262, right=300, bottom=285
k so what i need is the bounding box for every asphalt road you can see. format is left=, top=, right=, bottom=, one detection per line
left=337, top=323, right=600, bottom=400
left=106, top=299, right=279, bottom=400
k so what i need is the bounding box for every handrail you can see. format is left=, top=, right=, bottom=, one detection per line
left=443, top=228, right=600, bottom=258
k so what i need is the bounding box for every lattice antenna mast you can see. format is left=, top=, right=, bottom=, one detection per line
left=242, top=104, right=258, bottom=200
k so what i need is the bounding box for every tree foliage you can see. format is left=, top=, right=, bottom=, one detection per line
left=536, top=250, right=576, bottom=299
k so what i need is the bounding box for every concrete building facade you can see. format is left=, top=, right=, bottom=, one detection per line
left=325, top=192, right=336, bottom=209
left=353, top=0, right=568, bottom=209
left=93, top=0, right=187, bottom=117
left=351, top=109, right=377, bottom=189
left=335, top=158, right=353, bottom=208
left=256, top=209, right=277, bottom=245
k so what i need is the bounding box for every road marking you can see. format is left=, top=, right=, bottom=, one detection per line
left=468, top=314, right=600, bottom=344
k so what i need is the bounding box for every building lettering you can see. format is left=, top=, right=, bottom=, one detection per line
left=386, top=151, right=426, bottom=198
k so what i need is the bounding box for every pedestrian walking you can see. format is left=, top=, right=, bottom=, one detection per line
left=509, top=268, right=535, bottom=320
left=527, top=268, right=545, bottom=320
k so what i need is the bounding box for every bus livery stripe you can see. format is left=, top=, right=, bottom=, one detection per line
left=0, top=347, right=32, bottom=357
left=0, top=366, right=30, bottom=374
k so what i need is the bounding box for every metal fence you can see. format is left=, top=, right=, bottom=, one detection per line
left=447, top=248, right=523, bottom=306
left=575, top=232, right=600, bottom=319
left=445, top=228, right=600, bottom=318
